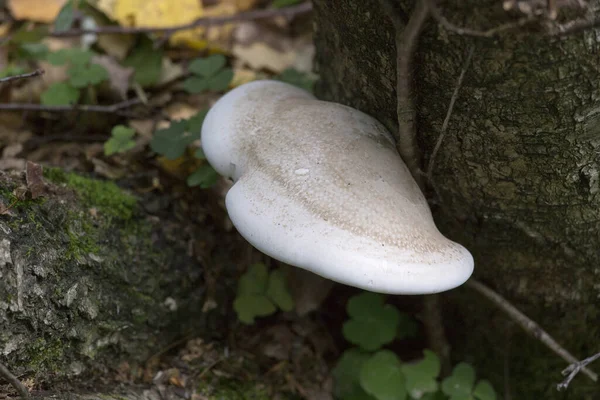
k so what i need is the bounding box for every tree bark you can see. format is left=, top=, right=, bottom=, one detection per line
left=0, top=168, right=213, bottom=384
left=312, top=0, right=600, bottom=398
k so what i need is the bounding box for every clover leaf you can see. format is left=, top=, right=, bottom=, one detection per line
left=123, top=36, right=163, bottom=87
left=151, top=120, right=198, bottom=160
left=333, top=348, right=377, bottom=400
left=342, top=292, right=400, bottom=351
left=359, top=350, right=406, bottom=400
left=104, top=125, right=136, bottom=156
left=187, top=165, right=218, bottom=188
left=441, top=363, right=475, bottom=400
left=41, top=82, right=80, bottom=106
left=473, top=380, right=496, bottom=400
left=234, top=264, right=294, bottom=324
left=69, top=63, right=108, bottom=88
left=401, top=350, right=440, bottom=398
left=189, top=54, right=226, bottom=76
left=183, top=54, right=233, bottom=94
left=266, top=269, right=294, bottom=312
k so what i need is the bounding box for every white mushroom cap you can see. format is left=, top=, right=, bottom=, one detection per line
left=201, top=80, right=474, bottom=295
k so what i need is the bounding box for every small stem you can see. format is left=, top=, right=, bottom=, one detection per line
left=422, top=294, right=451, bottom=374
left=0, top=69, right=44, bottom=84
left=0, top=98, right=141, bottom=113
left=0, top=362, right=30, bottom=399
left=466, top=279, right=597, bottom=382
left=427, top=45, right=475, bottom=182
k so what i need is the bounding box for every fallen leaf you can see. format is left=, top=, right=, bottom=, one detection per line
left=7, top=0, right=68, bottom=23
left=26, top=160, right=46, bottom=199
left=231, top=67, right=257, bottom=87
left=92, top=55, right=134, bottom=99
left=2, top=143, right=23, bottom=159
left=0, top=158, right=26, bottom=171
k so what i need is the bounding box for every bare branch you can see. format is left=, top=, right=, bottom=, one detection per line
left=550, top=15, right=600, bottom=36
left=48, top=3, right=312, bottom=38
left=427, top=45, right=474, bottom=181
left=0, top=362, right=30, bottom=399
left=0, top=98, right=142, bottom=113
left=466, top=279, right=598, bottom=383
left=558, top=351, right=600, bottom=390
left=378, top=0, right=430, bottom=189
left=0, top=69, right=44, bottom=85
left=427, top=0, right=539, bottom=37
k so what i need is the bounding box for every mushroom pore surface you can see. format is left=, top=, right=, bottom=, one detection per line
left=201, top=80, right=474, bottom=294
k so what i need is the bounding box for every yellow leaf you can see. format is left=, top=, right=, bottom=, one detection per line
left=114, top=0, right=205, bottom=47
left=7, top=0, right=68, bottom=23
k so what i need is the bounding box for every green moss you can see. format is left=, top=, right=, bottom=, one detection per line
left=65, top=212, right=100, bottom=261
left=26, top=338, right=66, bottom=371
left=44, top=167, right=136, bottom=221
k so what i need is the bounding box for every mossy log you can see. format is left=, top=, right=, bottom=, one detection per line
left=0, top=168, right=209, bottom=384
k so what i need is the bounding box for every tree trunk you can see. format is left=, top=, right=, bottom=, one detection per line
left=0, top=168, right=215, bottom=383
left=312, top=0, right=600, bottom=398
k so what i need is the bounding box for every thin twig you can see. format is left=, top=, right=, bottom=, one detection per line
left=427, top=0, right=539, bottom=38
left=466, top=279, right=598, bottom=382
left=49, top=3, right=312, bottom=38
left=422, top=294, right=451, bottom=375
left=427, top=45, right=474, bottom=181
left=0, top=362, right=30, bottom=399
left=0, top=69, right=44, bottom=85
left=379, top=0, right=430, bottom=189
left=0, top=98, right=141, bottom=113
left=550, top=15, right=600, bottom=36
left=557, top=351, right=600, bottom=390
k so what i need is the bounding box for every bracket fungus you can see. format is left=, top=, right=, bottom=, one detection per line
left=201, top=80, right=473, bottom=294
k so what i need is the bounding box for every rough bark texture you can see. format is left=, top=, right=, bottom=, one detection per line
left=313, top=0, right=600, bottom=398
left=0, top=168, right=208, bottom=382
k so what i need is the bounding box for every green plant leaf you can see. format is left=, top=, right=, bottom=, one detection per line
left=233, top=294, right=276, bottom=324
left=359, top=350, right=406, bottom=400
left=54, top=0, right=75, bottom=32
left=234, top=264, right=277, bottom=324
left=332, top=348, right=376, bottom=400
left=19, top=43, right=49, bottom=60
left=0, top=66, right=26, bottom=79
left=401, top=350, right=440, bottom=398
left=104, top=125, right=136, bottom=156
left=123, top=36, right=163, bottom=87
left=189, top=54, right=226, bottom=77
left=206, top=68, right=233, bottom=91
left=46, top=48, right=94, bottom=66
left=473, top=380, right=496, bottom=400
left=266, top=269, right=294, bottom=312
left=342, top=292, right=400, bottom=351
left=188, top=110, right=208, bottom=137
left=441, top=363, right=475, bottom=399
left=194, top=147, right=206, bottom=159
left=182, top=76, right=209, bottom=94
left=238, top=263, right=270, bottom=296
left=150, top=120, right=194, bottom=160
left=68, top=63, right=108, bottom=88
left=420, top=392, right=446, bottom=400
left=40, top=82, right=80, bottom=106
left=187, top=165, right=219, bottom=188
left=10, top=25, right=48, bottom=44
